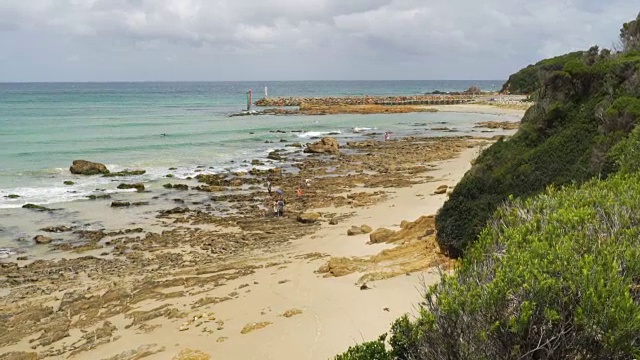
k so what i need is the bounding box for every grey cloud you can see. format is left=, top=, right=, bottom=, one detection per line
left=0, top=0, right=637, bottom=81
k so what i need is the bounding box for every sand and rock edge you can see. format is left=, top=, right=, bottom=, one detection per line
left=0, top=129, right=506, bottom=359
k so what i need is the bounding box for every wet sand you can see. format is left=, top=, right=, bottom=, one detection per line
left=0, top=104, right=524, bottom=360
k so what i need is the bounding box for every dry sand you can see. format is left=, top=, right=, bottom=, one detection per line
left=0, top=104, right=525, bottom=360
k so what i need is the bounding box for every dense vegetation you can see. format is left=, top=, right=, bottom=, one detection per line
left=437, top=15, right=640, bottom=257
left=499, top=51, right=584, bottom=94
left=338, top=172, right=640, bottom=359
left=336, top=13, right=640, bottom=360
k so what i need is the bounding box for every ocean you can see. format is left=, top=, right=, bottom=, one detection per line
left=0, top=80, right=504, bottom=209
left=0, top=80, right=511, bottom=256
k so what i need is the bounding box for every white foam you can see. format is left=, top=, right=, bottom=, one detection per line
left=0, top=144, right=288, bottom=209
left=352, top=127, right=377, bottom=133
left=0, top=168, right=145, bottom=209
left=0, top=248, right=17, bottom=259
left=296, top=130, right=342, bottom=139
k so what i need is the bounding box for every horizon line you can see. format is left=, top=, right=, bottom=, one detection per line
left=0, top=79, right=506, bottom=84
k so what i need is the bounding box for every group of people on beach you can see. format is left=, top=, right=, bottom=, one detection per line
left=266, top=178, right=311, bottom=217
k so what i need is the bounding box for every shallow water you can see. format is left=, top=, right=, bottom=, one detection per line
left=0, top=80, right=514, bottom=257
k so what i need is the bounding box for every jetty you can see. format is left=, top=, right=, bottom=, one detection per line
left=254, top=95, right=476, bottom=107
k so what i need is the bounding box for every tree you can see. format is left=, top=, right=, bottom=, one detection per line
left=620, top=12, right=640, bottom=52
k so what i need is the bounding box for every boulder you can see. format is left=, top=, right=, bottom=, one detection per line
left=304, top=137, right=340, bottom=155
left=347, top=226, right=364, bottom=236
left=360, top=225, right=373, bottom=234
left=102, top=169, right=146, bottom=177
left=297, top=212, right=321, bottom=224
left=33, top=235, right=52, bottom=244
left=267, top=151, right=284, bottom=161
left=69, top=160, right=109, bottom=175
left=162, top=183, right=188, bottom=191
left=369, top=228, right=395, bottom=244
left=160, top=207, right=190, bottom=215
left=434, top=185, right=448, bottom=194
left=22, top=203, right=54, bottom=212
left=86, top=194, right=111, bottom=200
left=347, top=225, right=373, bottom=236
left=40, top=225, right=73, bottom=233
left=117, top=183, right=145, bottom=192
left=193, top=185, right=226, bottom=192
left=110, top=201, right=131, bottom=207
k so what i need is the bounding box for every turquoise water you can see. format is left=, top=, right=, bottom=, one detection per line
left=0, top=80, right=504, bottom=208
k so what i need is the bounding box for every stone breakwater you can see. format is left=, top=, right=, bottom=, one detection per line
left=255, top=95, right=477, bottom=107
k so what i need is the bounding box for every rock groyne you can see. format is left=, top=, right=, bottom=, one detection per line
left=255, top=95, right=476, bottom=107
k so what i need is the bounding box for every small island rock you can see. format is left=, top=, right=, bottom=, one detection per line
left=69, top=160, right=109, bottom=175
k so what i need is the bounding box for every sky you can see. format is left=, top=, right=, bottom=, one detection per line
left=0, top=0, right=637, bottom=82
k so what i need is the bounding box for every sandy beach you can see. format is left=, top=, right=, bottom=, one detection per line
left=0, top=104, right=524, bottom=360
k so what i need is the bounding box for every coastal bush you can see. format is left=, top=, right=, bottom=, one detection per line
left=500, top=51, right=583, bottom=94
left=610, top=125, right=640, bottom=174
left=621, top=12, right=640, bottom=52
left=427, top=174, right=640, bottom=358
left=334, top=334, right=391, bottom=360
left=436, top=95, right=599, bottom=256
left=337, top=173, right=640, bottom=359
left=437, top=15, right=640, bottom=257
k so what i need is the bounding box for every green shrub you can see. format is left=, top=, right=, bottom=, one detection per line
left=500, top=52, right=584, bottom=94
left=621, top=12, right=640, bottom=52
left=394, top=173, right=640, bottom=359
left=610, top=125, right=640, bottom=173
left=436, top=97, right=600, bottom=256
left=334, top=334, right=391, bottom=360
left=438, top=41, right=640, bottom=257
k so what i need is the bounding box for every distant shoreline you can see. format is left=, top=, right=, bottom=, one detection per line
left=0, top=79, right=507, bottom=84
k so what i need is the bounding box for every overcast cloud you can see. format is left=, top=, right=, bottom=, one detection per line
left=0, top=0, right=637, bottom=81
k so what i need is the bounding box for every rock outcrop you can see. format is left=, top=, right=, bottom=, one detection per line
left=347, top=225, right=373, bottom=236
left=434, top=185, right=448, bottom=194
left=117, top=183, right=145, bottom=192
left=69, top=160, right=109, bottom=175
left=297, top=212, right=321, bottom=224
left=369, top=228, right=395, bottom=243
left=33, top=235, right=52, bottom=244
left=110, top=201, right=131, bottom=207
left=369, top=216, right=436, bottom=244
left=304, top=137, right=339, bottom=155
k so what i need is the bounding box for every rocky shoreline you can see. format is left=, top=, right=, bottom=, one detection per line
left=0, top=132, right=497, bottom=359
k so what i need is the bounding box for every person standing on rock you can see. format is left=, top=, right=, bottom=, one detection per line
left=267, top=179, right=272, bottom=194
left=273, top=200, right=279, bottom=217
left=277, top=199, right=285, bottom=217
